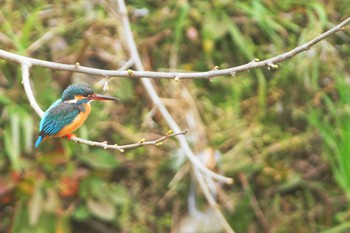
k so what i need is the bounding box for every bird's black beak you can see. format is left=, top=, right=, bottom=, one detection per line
left=90, top=94, right=119, bottom=101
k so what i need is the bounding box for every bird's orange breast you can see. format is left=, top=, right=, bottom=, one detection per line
left=55, top=103, right=91, bottom=137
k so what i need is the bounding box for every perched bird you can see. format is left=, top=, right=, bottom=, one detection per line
left=35, top=83, right=118, bottom=148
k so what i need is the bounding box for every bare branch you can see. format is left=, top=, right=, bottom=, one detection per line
left=1, top=17, right=349, bottom=80
left=193, top=167, right=235, bottom=233
left=21, top=62, right=44, bottom=117
left=70, top=130, right=188, bottom=152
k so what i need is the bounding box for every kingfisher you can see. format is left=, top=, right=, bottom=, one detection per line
left=35, top=83, right=118, bottom=148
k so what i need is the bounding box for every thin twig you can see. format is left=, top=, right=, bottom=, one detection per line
left=193, top=167, right=235, bottom=233
left=118, top=58, right=134, bottom=71
left=1, top=17, right=349, bottom=80
left=21, top=62, right=43, bottom=117
left=70, top=130, right=188, bottom=152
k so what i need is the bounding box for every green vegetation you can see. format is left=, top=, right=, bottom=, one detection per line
left=1, top=0, right=350, bottom=232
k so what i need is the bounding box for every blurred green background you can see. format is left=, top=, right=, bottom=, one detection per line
left=1, top=0, right=350, bottom=232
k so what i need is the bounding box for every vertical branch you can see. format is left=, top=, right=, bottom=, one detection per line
left=193, top=167, right=235, bottom=233
left=21, top=62, right=44, bottom=117
left=116, top=0, right=233, bottom=185
left=116, top=0, right=235, bottom=232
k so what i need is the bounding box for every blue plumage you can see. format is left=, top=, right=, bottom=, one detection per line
left=61, top=84, right=94, bottom=101
left=35, top=102, right=82, bottom=148
left=39, top=99, right=62, bottom=131
left=35, top=136, right=44, bottom=148
left=42, top=104, right=81, bottom=135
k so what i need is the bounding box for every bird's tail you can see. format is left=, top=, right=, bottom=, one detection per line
left=35, top=136, right=44, bottom=148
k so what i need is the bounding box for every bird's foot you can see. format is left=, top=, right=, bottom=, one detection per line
left=63, top=133, right=76, bottom=140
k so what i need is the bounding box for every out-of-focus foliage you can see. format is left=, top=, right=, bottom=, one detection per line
left=0, top=0, right=350, bottom=232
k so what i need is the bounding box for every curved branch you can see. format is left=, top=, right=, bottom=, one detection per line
left=193, top=167, right=235, bottom=233
left=21, top=62, right=44, bottom=117
left=1, top=17, right=349, bottom=80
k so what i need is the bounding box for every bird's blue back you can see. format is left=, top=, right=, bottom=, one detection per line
left=35, top=99, right=87, bottom=147
left=39, top=99, right=61, bottom=131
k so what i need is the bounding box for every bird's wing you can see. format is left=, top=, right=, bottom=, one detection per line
left=39, top=99, right=62, bottom=131
left=39, top=102, right=80, bottom=137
